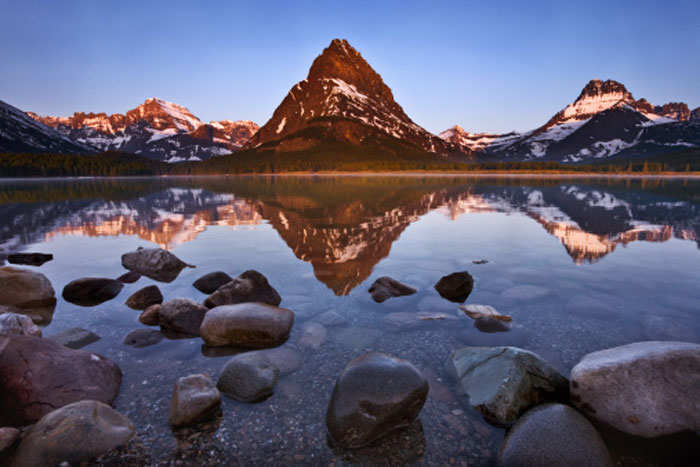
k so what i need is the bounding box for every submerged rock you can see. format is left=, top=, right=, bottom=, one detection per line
left=256, top=346, right=303, bottom=375
left=0, top=266, right=56, bottom=324
left=123, top=329, right=163, bottom=348
left=434, top=271, right=474, bottom=303
left=315, top=310, right=347, bottom=327
left=11, top=400, right=134, bottom=467
left=450, top=346, right=568, bottom=426
left=326, top=352, right=429, bottom=449
left=158, top=298, right=208, bottom=336
left=368, top=276, right=417, bottom=303
left=169, top=373, right=221, bottom=427
left=139, top=304, right=161, bottom=326
left=200, top=303, right=294, bottom=348
left=193, top=271, right=233, bottom=294
left=203, top=270, right=281, bottom=308
left=7, top=252, right=53, bottom=266
left=0, top=335, right=122, bottom=426
left=217, top=352, right=279, bottom=402
left=116, top=270, right=141, bottom=283
left=125, top=285, right=163, bottom=310
left=0, top=313, right=42, bottom=337
left=570, top=341, right=700, bottom=438
left=62, top=277, right=123, bottom=307
left=46, top=327, right=100, bottom=349
left=498, top=403, right=613, bottom=467
left=298, top=321, right=327, bottom=349
left=121, top=247, right=194, bottom=283
left=460, top=304, right=512, bottom=333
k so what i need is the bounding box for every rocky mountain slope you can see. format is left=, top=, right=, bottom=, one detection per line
left=26, top=98, right=258, bottom=162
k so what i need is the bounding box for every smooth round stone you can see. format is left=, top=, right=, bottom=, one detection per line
left=192, top=271, right=233, bottom=294
left=498, top=403, right=613, bottom=467
left=122, top=329, right=163, bottom=348
left=121, top=247, right=193, bottom=283
left=0, top=312, right=42, bottom=337
left=138, top=304, right=161, bottom=326
left=326, top=352, right=429, bottom=448
left=46, top=327, right=100, bottom=349
left=0, top=267, right=56, bottom=324
left=434, top=271, right=474, bottom=303
left=169, top=373, right=221, bottom=427
left=200, top=303, right=294, bottom=348
left=217, top=352, right=279, bottom=402
left=125, top=285, right=163, bottom=310
left=62, top=277, right=124, bottom=307
left=203, top=270, right=281, bottom=308
left=158, top=298, right=208, bottom=336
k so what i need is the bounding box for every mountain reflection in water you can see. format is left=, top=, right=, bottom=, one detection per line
left=1, top=176, right=698, bottom=295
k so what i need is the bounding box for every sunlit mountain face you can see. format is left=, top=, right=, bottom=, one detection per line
left=1, top=177, right=697, bottom=294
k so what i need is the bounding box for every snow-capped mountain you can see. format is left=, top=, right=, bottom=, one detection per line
left=27, top=98, right=259, bottom=162
left=441, top=79, right=699, bottom=162
left=0, top=100, right=92, bottom=154
left=244, top=39, right=455, bottom=156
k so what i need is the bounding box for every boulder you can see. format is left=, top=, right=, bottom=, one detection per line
left=116, top=271, right=141, bottom=283
left=62, top=277, right=123, bottom=306
left=125, top=285, right=163, bottom=310
left=138, top=304, right=161, bottom=326
left=158, top=298, right=208, bottom=336
left=46, top=327, right=100, bottom=349
left=200, top=303, right=294, bottom=348
left=7, top=253, right=53, bottom=266
left=10, top=400, right=133, bottom=467
left=326, top=352, right=429, bottom=448
left=0, top=313, right=41, bottom=337
left=434, top=271, right=474, bottom=302
left=169, top=373, right=221, bottom=427
left=368, top=276, right=417, bottom=303
left=203, top=270, right=281, bottom=308
left=570, top=341, right=700, bottom=437
left=193, top=271, right=233, bottom=294
left=122, top=329, right=163, bottom=348
left=217, top=352, right=278, bottom=402
left=121, top=247, right=194, bottom=283
left=498, top=403, right=613, bottom=467
left=0, top=335, right=122, bottom=426
left=0, top=267, right=56, bottom=324
left=0, top=427, right=19, bottom=453
left=450, top=346, right=568, bottom=426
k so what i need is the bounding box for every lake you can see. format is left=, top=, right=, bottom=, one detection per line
left=1, top=175, right=699, bottom=465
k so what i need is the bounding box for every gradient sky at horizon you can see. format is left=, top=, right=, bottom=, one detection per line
left=2, top=0, right=699, bottom=134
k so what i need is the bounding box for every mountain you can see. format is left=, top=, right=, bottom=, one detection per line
left=441, top=79, right=699, bottom=162
left=243, top=39, right=456, bottom=157
left=0, top=100, right=91, bottom=154
left=27, top=98, right=259, bottom=162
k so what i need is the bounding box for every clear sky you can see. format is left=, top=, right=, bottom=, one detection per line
left=1, top=0, right=698, bottom=134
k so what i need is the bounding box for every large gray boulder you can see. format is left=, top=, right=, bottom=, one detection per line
left=169, top=373, right=221, bottom=427
left=0, top=313, right=41, bottom=337
left=158, top=298, right=208, bottom=336
left=203, top=270, right=281, bottom=308
left=326, top=352, right=429, bottom=448
left=368, top=276, right=417, bottom=303
left=0, top=335, right=122, bottom=426
left=62, top=277, right=123, bottom=307
left=200, top=303, right=294, bottom=348
left=11, top=400, right=134, bottom=467
left=570, top=341, right=700, bottom=437
left=450, top=346, right=568, bottom=426
left=217, top=352, right=279, bottom=402
left=0, top=267, right=56, bottom=324
left=498, top=403, right=613, bottom=467
left=121, top=247, right=194, bottom=283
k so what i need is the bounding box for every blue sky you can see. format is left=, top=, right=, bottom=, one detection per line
left=1, top=0, right=698, bottom=133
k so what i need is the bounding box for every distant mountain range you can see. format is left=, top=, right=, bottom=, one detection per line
left=1, top=38, right=698, bottom=164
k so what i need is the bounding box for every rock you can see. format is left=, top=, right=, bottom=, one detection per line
left=299, top=322, right=327, bottom=348
left=368, top=276, right=417, bottom=303
left=460, top=304, right=511, bottom=322
left=0, top=335, right=122, bottom=426
left=122, top=329, right=163, bottom=348
left=434, top=271, right=474, bottom=302
left=256, top=346, right=303, bottom=375
left=116, top=270, right=141, bottom=283
left=61, top=277, right=123, bottom=307
left=121, top=247, right=194, bottom=283
left=203, top=270, right=281, bottom=308
left=125, top=285, right=163, bottom=310
left=0, top=427, right=19, bottom=453
left=501, top=285, right=549, bottom=301
left=139, top=304, right=161, bottom=326
left=217, top=352, right=278, bottom=402
left=498, top=403, right=613, bottom=467
left=193, top=271, right=233, bottom=294
left=169, top=373, right=221, bottom=427
left=472, top=259, right=489, bottom=265
left=315, top=310, right=347, bottom=327
left=7, top=252, right=53, bottom=266
left=0, top=313, right=42, bottom=337
left=11, top=400, right=134, bottom=467
left=46, top=327, right=100, bottom=349
left=326, top=352, right=429, bottom=448
left=450, top=346, right=569, bottom=426
left=158, top=298, right=208, bottom=336
left=570, top=341, right=700, bottom=437
left=473, top=317, right=511, bottom=333
left=200, top=303, right=294, bottom=348
left=0, top=267, right=56, bottom=324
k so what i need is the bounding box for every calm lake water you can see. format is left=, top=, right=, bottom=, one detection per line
left=1, top=175, right=699, bottom=465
